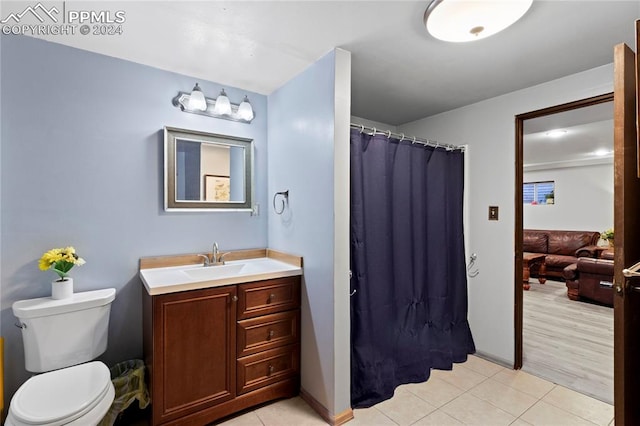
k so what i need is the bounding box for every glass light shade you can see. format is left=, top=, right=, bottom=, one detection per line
left=237, top=96, right=254, bottom=121
left=213, top=89, right=232, bottom=115
left=424, top=0, right=533, bottom=42
left=187, top=83, right=207, bottom=111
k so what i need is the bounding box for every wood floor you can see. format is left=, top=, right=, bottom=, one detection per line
left=522, top=278, right=613, bottom=404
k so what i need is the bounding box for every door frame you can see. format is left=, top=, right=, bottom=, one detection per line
left=514, top=92, right=614, bottom=369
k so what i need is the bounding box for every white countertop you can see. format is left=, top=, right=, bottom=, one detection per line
left=140, top=257, right=303, bottom=295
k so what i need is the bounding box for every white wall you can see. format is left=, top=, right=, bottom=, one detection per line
left=398, top=64, right=613, bottom=365
left=524, top=163, right=613, bottom=232
left=350, top=116, right=397, bottom=132
left=267, top=49, right=351, bottom=416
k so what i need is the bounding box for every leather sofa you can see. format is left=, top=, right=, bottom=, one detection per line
left=523, top=229, right=601, bottom=279
left=563, top=257, right=614, bottom=306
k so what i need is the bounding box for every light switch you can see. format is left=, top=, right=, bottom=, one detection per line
left=489, top=206, right=499, bottom=221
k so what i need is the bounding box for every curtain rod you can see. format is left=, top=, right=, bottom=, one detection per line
left=350, top=123, right=465, bottom=152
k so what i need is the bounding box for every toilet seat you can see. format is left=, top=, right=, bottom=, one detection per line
left=8, top=361, right=114, bottom=426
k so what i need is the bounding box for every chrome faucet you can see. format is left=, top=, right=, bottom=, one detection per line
left=212, top=242, right=219, bottom=265
left=198, top=242, right=228, bottom=267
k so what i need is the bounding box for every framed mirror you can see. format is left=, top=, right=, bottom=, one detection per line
left=164, top=126, right=254, bottom=211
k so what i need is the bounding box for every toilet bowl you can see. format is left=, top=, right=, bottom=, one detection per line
left=9, top=289, right=117, bottom=426
left=6, top=362, right=114, bottom=426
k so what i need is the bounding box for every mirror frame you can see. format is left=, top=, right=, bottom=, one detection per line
left=164, top=126, right=254, bottom=211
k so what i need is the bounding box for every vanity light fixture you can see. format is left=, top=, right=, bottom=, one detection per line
left=187, top=83, right=207, bottom=111
left=172, top=84, right=255, bottom=124
left=424, top=0, right=533, bottom=42
left=213, top=89, right=232, bottom=116
left=237, top=96, right=255, bottom=121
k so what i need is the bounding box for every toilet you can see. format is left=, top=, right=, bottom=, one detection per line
left=7, top=288, right=117, bottom=426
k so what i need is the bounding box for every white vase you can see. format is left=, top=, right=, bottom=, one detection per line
left=52, top=278, right=73, bottom=300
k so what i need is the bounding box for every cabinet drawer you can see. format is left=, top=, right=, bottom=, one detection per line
left=237, top=310, right=300, bottom=358
left=237, top=277, right=300, bottom=319
left=237, top=345, right=299, bottom=395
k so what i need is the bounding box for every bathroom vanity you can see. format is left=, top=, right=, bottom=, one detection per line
left=140, top=249, right=302, bottom=425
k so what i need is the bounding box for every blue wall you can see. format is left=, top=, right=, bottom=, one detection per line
left=267, top=49, right=351, bottom=416
left=0, top=35, right=268, bottom=398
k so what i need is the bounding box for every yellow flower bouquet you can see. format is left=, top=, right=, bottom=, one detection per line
left=39, top=246, right=85, bottom=281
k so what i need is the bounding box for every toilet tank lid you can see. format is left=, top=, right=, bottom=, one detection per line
left=12, top=288, right=116, bottom=319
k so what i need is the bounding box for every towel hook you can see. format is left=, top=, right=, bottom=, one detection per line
left=467, top=253, right=479, bottom=278
left=273, top=190, right=289, bottom=215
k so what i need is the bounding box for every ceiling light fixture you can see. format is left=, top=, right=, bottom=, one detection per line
left=545, top=129, right=567, bottom=138
left=172, top=84, right=255, bottom=124
left=593, top=148, right=613, bottom=157
left=424, top=0, right=533, bottom=43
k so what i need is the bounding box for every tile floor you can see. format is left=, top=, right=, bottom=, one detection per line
left=217, top=355, right=614, bottom=426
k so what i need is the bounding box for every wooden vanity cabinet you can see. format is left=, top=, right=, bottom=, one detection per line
left=143, top=276, right=301, bottom=426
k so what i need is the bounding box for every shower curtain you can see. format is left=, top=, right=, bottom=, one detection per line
left=350, top=129, right=475, bottom=408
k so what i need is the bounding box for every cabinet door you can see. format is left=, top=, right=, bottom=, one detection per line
left=153, top=286, right=236, bottom=423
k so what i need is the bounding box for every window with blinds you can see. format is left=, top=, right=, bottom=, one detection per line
left=524, top=181, right=554, bottom=205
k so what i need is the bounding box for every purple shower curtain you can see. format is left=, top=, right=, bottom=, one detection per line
left=350, top=129, right=475, bottom=408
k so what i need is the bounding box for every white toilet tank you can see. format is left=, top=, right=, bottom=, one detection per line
left=13, top=288, right=116, bottom=373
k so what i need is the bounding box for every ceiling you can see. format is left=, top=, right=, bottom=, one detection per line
left=22, top=1, right=640, bottom=125
left=524, top=101, right=614, bottom=168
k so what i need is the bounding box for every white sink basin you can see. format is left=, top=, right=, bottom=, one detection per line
left=140, top=257, right=303, bottom=295
left=182, top=263, right=246, bottom=280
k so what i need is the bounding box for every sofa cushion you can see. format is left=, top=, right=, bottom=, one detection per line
left=548, top=232, right=599, bottom=256
left=545, top=254, right=578, bottom=269
left=563, top=263, right=578, bottom=280
left=523, top=233, right=547, bottom=253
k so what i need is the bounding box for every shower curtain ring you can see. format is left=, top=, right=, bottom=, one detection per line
left=412, top=137, right=416, bottom=144
left=372, top=127, right=377, bottom=135
left=400, top=133, right=405, bottom=141
left=386, top=130, right=391, bottom=138
left=359, top=125, right=364, bottom=133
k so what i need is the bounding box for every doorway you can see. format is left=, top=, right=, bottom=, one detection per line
left=514, top=93, right=614, bottom=403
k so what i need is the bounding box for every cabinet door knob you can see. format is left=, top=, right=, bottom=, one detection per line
left=267, top=329, right=275, bottom=340
left=267, top=364, right=274, bottom=375
left=268, top=293, right=276, bottom=303
left=232, top=295, right=238, bottom=302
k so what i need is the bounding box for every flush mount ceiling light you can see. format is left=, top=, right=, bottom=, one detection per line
left=172, top=84, right=255, bottom=124
left=424, top=0, right=533, bottom=42
left=545, top=129, right=568, bottom=138
left=592, top=148, right=613, bottom=157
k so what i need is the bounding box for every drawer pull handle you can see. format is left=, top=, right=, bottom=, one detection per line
left=267, top=364, right=274, bottom=376
left=267, top=330, right=275, bottom=340
left=268, top=293, right=276, bottom=303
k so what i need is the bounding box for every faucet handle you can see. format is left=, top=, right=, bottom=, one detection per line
left=219, top=252, right=232, bottom=265
left=197, top=254, right=210, bottom=266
